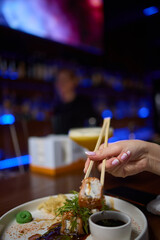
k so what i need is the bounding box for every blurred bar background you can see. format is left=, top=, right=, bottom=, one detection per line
left=0, top=0, right=160, bottom=172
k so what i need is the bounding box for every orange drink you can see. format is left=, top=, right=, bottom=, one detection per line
left=69, top=127, right=113, bottom=151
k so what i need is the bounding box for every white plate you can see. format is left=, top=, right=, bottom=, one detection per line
left=0, top=194, right=148, bottom=240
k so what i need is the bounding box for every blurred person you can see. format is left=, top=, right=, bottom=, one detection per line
left=84, top=140, right=160, bottom=177
left=52, top=68, right=99, bottom=134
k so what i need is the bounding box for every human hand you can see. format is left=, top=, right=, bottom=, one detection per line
left=84, top=140, right=150, bottom=178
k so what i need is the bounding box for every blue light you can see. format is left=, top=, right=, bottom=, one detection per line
left=113, top=81, right=124, bottom=92
left=108, top=127, right=153, bottom=142
left=0, top=155, right=30, bottom=170
left=108, top=136, right=119, bottom=143
left=115, top=109, right=124, bottom=119
left=108, top=127, right=130, bottom=143
left=102, top=109, right=113, bottom=119
left=135, top=127, right=153, bottom=140
left=80, top=78, right=92, bottom=87
left=138, top=107, right=150, bottom=118
left=143, top=6, right=159, bottom=16
left=10, top=72, right=18, bottom=80
left=0, top=114, right=15, bottom=125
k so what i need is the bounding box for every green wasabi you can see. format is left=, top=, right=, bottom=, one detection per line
left=16, top=210, right=33, bottom=224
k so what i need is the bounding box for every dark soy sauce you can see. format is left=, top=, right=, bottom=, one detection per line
left=95, top=219, right=125, bottom=227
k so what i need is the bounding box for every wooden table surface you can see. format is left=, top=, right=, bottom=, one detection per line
left=0, top=170, right=160, bottom=239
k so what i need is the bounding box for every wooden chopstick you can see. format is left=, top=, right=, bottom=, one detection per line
left=100, top=117, right=111, bottom=185
left=84, top=118, right=108, bottom=179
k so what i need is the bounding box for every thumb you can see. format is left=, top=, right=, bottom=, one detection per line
left=85, top=144, right=121, bottom=161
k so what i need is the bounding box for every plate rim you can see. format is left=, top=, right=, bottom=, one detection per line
left=0, top=194, right=148, bottom=240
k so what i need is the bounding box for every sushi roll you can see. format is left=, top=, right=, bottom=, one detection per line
left=79, top=177, right=103, bottom=209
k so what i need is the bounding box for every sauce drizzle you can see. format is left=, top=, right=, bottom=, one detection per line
left=29, top=223, right=88, bottom=240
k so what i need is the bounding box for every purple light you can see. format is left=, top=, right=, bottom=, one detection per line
left=88, top=0, right=103, bottom=8
left=1, top=0, right=80, bottom=44
left=0, top=0, right=103, bottom=51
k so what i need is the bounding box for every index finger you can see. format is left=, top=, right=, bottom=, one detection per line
left=85, top=144, right=121, bottom=161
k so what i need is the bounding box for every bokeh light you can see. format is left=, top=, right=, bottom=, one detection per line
left=0, top=114, right=15, bottom=125
left=102, top=109, right=113, bottom=119
left=138, top=107, right=150, bottom=118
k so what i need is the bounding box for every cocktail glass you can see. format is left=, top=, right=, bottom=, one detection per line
left=68, top=127, right=113, bottom=151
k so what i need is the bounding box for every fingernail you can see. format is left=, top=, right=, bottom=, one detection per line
left=121, top=153, right=128, bottom=161
left=112, top=159, right=119, bottom=166
left=85, top=151, right=96, bottom=156
left=127, top=151, right=131, bottom=156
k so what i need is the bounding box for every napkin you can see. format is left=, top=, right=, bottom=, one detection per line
left=147, top=195, right=160, bottom=215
